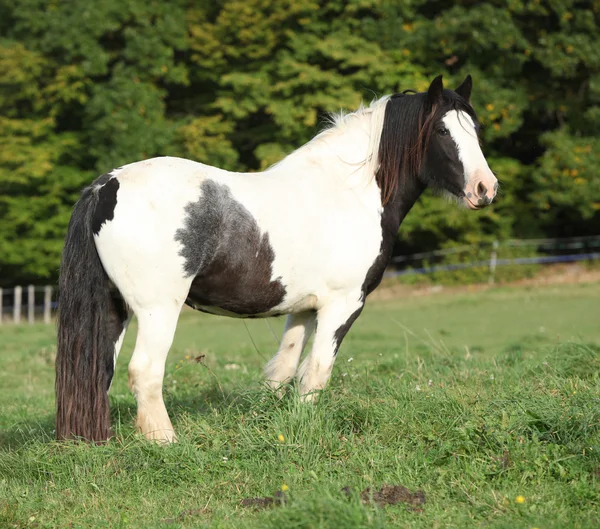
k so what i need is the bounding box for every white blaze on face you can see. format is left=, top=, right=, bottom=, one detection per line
left=443, top=110, right=498, bottom=209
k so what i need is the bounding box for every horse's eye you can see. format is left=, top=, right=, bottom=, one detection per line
left=438, top=127, right=449, bottom=136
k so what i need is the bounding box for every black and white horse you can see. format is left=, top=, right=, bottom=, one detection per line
left=56, top=75, right=497, bottom=442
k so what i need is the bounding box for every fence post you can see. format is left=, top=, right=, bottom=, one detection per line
left=28, top=285, right=35, bottom=324
left=14, top=285, right=22, bottom=324
left=44, top=286, right=52, bottom=324
left=488, top=241, right=499, bottom=285
left=0, top=287, right=3, bottom=325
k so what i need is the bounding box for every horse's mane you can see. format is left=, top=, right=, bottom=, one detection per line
left=316, top=96, right=390, bottom=191
left=376, top=89, right=478, bottom=205
left=270, top=89, right=476, bottom=206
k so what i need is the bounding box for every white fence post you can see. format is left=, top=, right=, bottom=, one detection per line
left=14, top=285, right=22, bottom=324
left=488, top=241, right=499, bottom=285
left=28, top=285, right=35, bottom=324
left=44, top=286, right=52, bottom=324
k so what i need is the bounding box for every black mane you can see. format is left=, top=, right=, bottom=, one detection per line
left=376, top=89, right=478, bottom=205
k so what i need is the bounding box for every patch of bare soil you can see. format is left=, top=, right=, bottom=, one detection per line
left=344, top=484, right=425, bottom=511
left=494, top=450, right=511, bottom=470
left=162, top=508, right=210, bottom=524
left=239, top=490, right=287, bottom=510
left=240, top=484, right=425, bottom=512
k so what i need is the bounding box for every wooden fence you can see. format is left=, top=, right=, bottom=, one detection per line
left=0, top=285, right=55, bottom=325
left=1, top=235, right=599, bottom=325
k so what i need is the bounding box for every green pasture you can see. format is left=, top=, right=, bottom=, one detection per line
left=1, top=282, right=600, bottom=528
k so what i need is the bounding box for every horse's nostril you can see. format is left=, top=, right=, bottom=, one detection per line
left=477, top=182, right=487, bottom=197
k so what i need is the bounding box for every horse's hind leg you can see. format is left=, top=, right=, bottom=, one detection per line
left=264, top=311, right=316, bottom=392
left=128, top=303, right=182, bottom=442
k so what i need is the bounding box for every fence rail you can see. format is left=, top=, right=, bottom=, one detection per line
left=385, top=251, right=600, bottom=279
left=0, top=285, right=55, bottom=325
left=2, top=235, right=599, bottom=324
left=386, top=235, right=600, bottom=282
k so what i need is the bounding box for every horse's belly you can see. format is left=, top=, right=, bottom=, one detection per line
left=187, top=293, right=318, bottom=319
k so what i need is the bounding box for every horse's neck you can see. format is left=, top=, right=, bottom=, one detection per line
left=268, top=111, right=375, bottom=190
left=359, top=179, right=424, bottom=296
left=266, top=103, right=424, bottom=257
left=386, top=180, right=425, bottom=240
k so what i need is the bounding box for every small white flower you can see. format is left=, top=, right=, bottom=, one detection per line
left=415, top=385, right=421, bottom=391
left=342, top=372, right=347, bottom=377
left=428, top=379, right=433, bottom=387
left=490, top=374, right=495, bottom=380
left=223, top=456, right=228, bottom=462
left=225, top=363, right=240, bottom=370
left=347, top=357, right=353, bottom=363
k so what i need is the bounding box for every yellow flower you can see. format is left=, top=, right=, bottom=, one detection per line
left=278, top=434, right=285, bottom=442
left=515, top=495, right=526, bottom=504
left=281, top=484, right=289, bottom=492
left=486, top=103, right=495, bottom=111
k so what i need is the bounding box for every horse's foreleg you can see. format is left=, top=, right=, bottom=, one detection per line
left=264, top=311, right=316, bottom=392
left=128, top=304, right=181, bottom=443
left=297, top=295, right=364, bottom=401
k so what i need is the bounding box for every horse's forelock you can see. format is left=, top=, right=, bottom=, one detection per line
left=376, top=92, right=428, bottom=205
left=376, top=90, right=478, bottom=205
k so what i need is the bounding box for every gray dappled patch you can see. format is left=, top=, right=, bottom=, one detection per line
left=175, top=180, right=286, bottom=316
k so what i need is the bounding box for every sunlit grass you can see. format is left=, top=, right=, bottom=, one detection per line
left=1, top=282, right=599, bottom=528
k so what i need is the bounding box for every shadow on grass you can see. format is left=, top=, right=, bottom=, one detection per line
left=6, top=341, right=597, bottom=451
left=0, top=414, right=55, bottom=451
left=0, top=382, right=274, bottom=451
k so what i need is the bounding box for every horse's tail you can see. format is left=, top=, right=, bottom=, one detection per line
left=56, top=182, right=118, bottom=442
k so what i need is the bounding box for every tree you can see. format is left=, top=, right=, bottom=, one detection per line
left=1, top=0, right=599, bottom=286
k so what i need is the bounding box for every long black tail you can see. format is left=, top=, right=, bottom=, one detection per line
left=56, top=180, right=124, bottom=442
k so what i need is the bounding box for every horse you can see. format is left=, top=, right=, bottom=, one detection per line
left=55, top=75, right=497, bottom=443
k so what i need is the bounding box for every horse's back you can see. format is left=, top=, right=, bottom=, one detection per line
left=91, top=155, right=382, bottom=317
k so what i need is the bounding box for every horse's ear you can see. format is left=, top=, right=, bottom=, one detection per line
left=427, top=75, right=444, bottom=106
left=455, top=75, right=472, bottom=102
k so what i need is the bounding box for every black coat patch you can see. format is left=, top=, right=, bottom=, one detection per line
left=91, top=176, right=120, bottom=235
left=175, top=180, right=286, bottom=316
left=329, top=180, right=425, bottom=358
left=361, top=180, right=425, bottom=298
left=333, top=306, right=363, bottom=356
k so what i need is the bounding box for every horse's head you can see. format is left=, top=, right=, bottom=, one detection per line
left=419, top=75, right=497, bottom=209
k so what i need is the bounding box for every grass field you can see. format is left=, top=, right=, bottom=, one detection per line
left=1, top=282, right=600, bottom=528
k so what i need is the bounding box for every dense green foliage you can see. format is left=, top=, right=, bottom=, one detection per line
left=1, top=0, right=599, bottom=285
left=1, top=282, right=600, bottom=527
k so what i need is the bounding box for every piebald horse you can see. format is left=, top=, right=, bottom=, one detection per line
left=56, top=75, right=497, bottom=442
